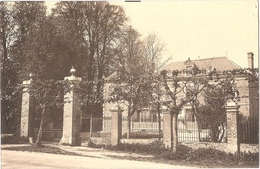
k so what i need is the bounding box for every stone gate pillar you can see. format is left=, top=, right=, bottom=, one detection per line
left=225, top=99, right=240, bottom=153
left=20, top=73, right=35, bottom=140
left=60, top=67, right=82, bottom=146
left=162, top=107, right=173, bottom=149
left=110, top=106, right=123, bottom=146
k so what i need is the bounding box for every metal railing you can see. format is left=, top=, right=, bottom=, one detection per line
left=89, top=116, right=111, bottom=138
left=178, top=116, right=227, bottom=142
left=122, top=116, right=163, bottom=139
left=240, top=118, right=259, bottom=144
left=34, top=128, right=62, bottom=141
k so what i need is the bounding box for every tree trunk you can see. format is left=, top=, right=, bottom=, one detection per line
left=90, top=113, right=93, bottom=137
left=127, top=116, right=131, bottom=139
left=35, top=105, right=46, bottom=146
left=127, top=104, right=135, bottom=139
left=172, top=113, right=178, bottom=152
left=157, top=103, right=161, bottom=140
left=197, top=118, right=202, bottom=141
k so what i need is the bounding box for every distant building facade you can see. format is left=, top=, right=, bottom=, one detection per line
left=103, top=53, right=259, bottom=138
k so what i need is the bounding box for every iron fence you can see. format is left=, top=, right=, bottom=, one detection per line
left=89, top=116, right=111, bottom=138
left=122, top=116, right=163, bottom=139
left=240, top=117, right=259, bottom=144
left=34, top=128, right=62, bottom=141
left=178, top=116, right=227, bottom=142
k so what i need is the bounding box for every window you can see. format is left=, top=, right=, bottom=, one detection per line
left=186, top=109, right=195, bottom=122
left=186, top=65, right=192, bottom=69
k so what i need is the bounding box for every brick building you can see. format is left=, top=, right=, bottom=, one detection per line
left=163, top=53, right=258, bottom=119
left=103, top=53, right=259, bottom=139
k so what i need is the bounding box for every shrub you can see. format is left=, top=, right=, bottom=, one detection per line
left=188, top=148, right=228, bottom=161
left=88, top=140, right=168, bottom=155
left=159, top=144, right=192, bottom=160
left=88, top=140, right=259, bottom=167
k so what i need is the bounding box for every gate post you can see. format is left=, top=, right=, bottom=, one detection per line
left=225, top=99, right=240, bottom=153
left=20, top=73, right=35, bottom=142
left=60, top=67, right=82, bottom=146
left=110, top=106, right=123, bottom=146
left=162, top=106, right=173, bottom=149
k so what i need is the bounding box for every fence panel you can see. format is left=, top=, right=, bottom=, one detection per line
left=34, top=128, right=62, bottom=141
left=177, top=120, right=211, bottom=142
left=122, top=116, right=163, bottom=139
left=90, top=116, right=111, bottom=138
left=178, top=115, right=227, bottom=143
left=240, top=118, right=259, bottom=144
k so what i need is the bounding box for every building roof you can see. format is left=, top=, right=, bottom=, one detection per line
left=163, top=57, right=241, bottom=72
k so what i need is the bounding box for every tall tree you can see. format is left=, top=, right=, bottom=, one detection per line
left=53, top=2, right=128, bottom=116
left=143, top=33, right=165, bottom=139
left=10, top=2, right=47, bottom=81
left=108, top=27, right=152, bottom=138
left=143, top=32, right=165, bottom=72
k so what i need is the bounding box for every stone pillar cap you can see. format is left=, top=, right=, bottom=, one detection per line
left=225, top=99, right=240, bottom=110
left=23, top=73, right=34, bottom=84
left=161, top=106, right=170, bottom=113
left=70, top=66, right=76, bottom=76
left=225, top=99, right=238, bottom=106
left=110, top=106, right=124, bottom=113
left=29, top=72, right=34, bottom=80
left=64, top=66, right=82, bottom=81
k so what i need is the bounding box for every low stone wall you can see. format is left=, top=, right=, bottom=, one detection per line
left=181, top=142, right=259, bottom=153
left=90, top=137, right=111, bottom=145
left=88, top=135, right=259, bottom=154
left=120, top=138, right=159, bottom=144
left=240, top=143, right=259, bottom=153
left=181, top=142, right=230, bottom=152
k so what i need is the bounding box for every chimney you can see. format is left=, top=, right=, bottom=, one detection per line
left=247, top=52, right=254, bottom=69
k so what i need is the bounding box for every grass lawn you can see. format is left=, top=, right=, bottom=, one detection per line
left=106, top=153, right=259, bottom=168
left=2, top=145, right=80, bottom=156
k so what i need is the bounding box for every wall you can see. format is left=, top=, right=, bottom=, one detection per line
left=182, top=142, right=259, bottom=153
left=240, top=143, right=259, bottom=153
left=90, top=136, right=111, bottom=145
left=120, top=138, right=159, bottom=145
left=235, top=77, right=250, bottom=117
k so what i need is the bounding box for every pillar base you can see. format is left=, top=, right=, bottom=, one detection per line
left=163, top=140, right=173, bottom=149
left=59, top=136, right=81, bottom=146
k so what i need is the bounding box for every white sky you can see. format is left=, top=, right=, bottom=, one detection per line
left=46, top=0, right=259, bottom=68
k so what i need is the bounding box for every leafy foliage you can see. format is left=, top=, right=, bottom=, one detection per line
left=1, top=1, right=133, bottom=133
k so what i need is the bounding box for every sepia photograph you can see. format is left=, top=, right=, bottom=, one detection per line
left=1, top=0, right=259, bottom=168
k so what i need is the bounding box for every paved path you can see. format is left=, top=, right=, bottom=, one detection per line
left=2, top=150, right=194, bottom=169
left=49, top=144, right=154, bottom=159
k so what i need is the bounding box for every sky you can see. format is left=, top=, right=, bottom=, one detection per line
left=46, top=0, right=259, bottom=68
